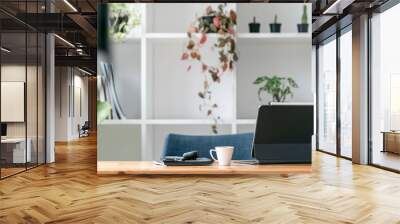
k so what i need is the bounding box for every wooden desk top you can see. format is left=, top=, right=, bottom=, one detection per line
left=1, top=138, right=28, bottom=144
left=381, top=131, right=400, bottom=134
left=97, top=161, right=312, bottom=175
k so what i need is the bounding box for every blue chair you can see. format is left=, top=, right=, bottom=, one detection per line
left=161, top=133, right=254, bottom=160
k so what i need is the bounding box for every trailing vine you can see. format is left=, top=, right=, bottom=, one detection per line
left=181, top=4, right=238, bottom=134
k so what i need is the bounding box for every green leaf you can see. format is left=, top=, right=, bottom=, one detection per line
left=288, top=77, right=299, bottom=88
left=253, top=76, right=267, bottom=84
left=254, top=75, right=299, bottom=103
left=97, top=100, right=112, bottom=124
left=210, top=24, right=217, bottom=32
left=257, top=86, right=267, bottom=102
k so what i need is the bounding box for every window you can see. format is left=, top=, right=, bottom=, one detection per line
left=370, top=3, right=400, bottom=171
left=318, top=37, right=337, bottom=154
left=340, top=29, right=352, bottom=158
left=0, top=1, right=46, bottom=179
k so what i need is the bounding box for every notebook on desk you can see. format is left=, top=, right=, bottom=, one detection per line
left=161, top=157, right=213, bottom=166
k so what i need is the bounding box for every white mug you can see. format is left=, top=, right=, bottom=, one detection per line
left=209, top=146, right=234, bottom=166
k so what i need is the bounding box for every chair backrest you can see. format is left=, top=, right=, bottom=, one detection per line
left=161, top=133, right=254, bottom=160
left=83, top=121, right=90, bottom=128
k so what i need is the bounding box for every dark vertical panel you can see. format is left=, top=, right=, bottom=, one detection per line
left=72, top=68, right=75, bottom=118
left=316, top=45, right=320, bottom=150
left=44, top=9, right=47, bottom=165
left=25, top=0, right=28, bottom=171
left=37, top=4, right=39, bottom=167
left=0, top=20, right=2, bottom=179
left=69, top=69, right=71, bottom=118
left=367, top=11, right=373, bottom=165
left=336, top=29, right=341, bottom=157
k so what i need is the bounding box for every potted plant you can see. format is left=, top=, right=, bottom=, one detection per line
left=269, top=14, right=281, bottom=33
left=109, top=3, right=141, bottom=41
left=253, top=75, right=298, bottom=103
left=297, top=5, right=309, bottom=33
left=249, top=16, right=260, bottom=33
left=181, top=4, right=238, bottom=134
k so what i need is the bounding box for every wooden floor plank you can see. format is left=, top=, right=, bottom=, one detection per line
left=0, top=134, right=399, bottom=223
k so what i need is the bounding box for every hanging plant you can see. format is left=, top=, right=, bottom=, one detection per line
left=181, top=4, right=238, bottom=134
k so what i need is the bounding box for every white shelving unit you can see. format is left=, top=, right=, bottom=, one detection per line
left=100, top=3, right=313, bottom=161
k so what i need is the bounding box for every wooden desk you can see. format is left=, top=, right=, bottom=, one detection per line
left=97, top=161, right=312, bottom=175
left=1, top=138, right=31, bottom=163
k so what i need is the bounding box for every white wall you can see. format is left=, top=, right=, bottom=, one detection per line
left=150, top=39, right=235, bottom=120
left=1, top=65, right=41, bottom=138
left=55, top=67, right=89, bottom=141
left=237, top=42, right=312, bottom=119
left=1, top=63, right=46, bottom=163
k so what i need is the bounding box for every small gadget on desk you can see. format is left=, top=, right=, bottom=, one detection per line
left=252, top=103, right=314, bottom=164
left=161, top=151, right=213, bottom=166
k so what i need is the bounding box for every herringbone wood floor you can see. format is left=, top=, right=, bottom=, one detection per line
left=1, top=135, right=400, bottom=224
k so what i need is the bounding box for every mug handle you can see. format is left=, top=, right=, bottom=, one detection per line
left=209, top=149, right=218, bottom=161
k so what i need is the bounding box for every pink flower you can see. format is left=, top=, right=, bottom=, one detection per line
left=213, top=16, right=221, bottom=28
left=228, top=27, right=235, bottom=34
left=181, top=52, right=189, bottom=60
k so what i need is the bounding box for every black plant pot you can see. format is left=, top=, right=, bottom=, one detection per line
left=269, top=23, right=281, bottom=33
left=297, top=24, right=309, bottom=33
left=249, top=23, right=260, bottom=33
left=201, top=16, right=215, bottom=25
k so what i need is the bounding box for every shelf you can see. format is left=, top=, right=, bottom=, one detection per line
left=237, top=33, right=310, bottom=43
left=145, top=33, right=221, bottom=42
left=146, top=119, right=234, bottom=125
left=144, top=32, right=311, bottom=47
left=236, top=119, right=256, bottom=124
left=101, top=119, right=256, bottom=125
left=145, top=32, right=309, bottom=41
left=101, top=120, right=143, bottom=125
left=146, top=33, right=187, bottom=39
left=118, top=37, right=141, bottom=43
left=237, top=123, right=257, bottom=134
